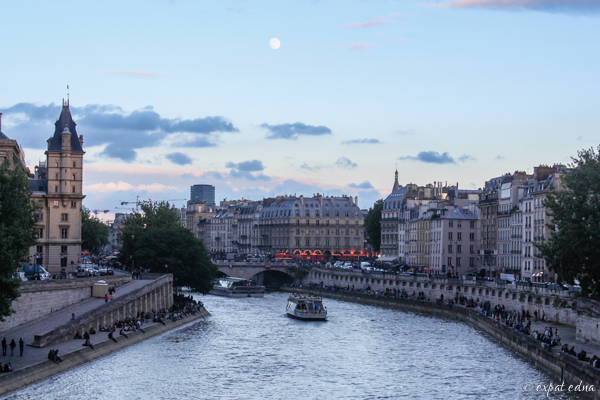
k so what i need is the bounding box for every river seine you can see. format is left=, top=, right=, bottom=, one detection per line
left=3, top=292, right=578, bottom=399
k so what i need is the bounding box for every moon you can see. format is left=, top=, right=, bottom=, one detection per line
left=269, top=38, right=281, bottom=50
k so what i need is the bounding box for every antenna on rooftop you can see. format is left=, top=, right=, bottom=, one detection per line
left=66, top=85, right=70, bottom=105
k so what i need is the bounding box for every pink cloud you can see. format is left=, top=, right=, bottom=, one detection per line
left=436, top=0, right=600, bottom=13
left=341, top=13, right=404, bottom=28
left=107, top=71, right=167, bottom=78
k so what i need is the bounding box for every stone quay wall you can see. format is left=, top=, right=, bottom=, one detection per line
left=305, top=268, right=579, bottom=325
left=0, top=308, right=209, bottom=397
left=33, top=274, right=174, bottom=347
left=0, top=275, right=132, bottom=332
left=283, top=287, right=600, bottom=399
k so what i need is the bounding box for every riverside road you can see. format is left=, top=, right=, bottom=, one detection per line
left=1, top=292, right=585, bottom=399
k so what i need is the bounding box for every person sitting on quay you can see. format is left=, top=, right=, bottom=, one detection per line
left=3, top=362, right=12, bottom=373
left=89, top=327, right=96, bottom=335
left=83, top=338, right=94, bottom=350
left=83, top=331, right=90, bottom=341
left=108, top=331, right=118, bottom=343
left=590, top=356, right=600, bottom=368
left=577, top=349, right=589, bottom=362
left=119, top=328, right=128, bottom=339
left=74, top=331, right=82, bottom=340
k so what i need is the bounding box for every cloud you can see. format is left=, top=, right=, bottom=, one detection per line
left=399, top=151, right=456, bottom=164
left=436, top=0, right=600, bottom=14
left=107, top=71, right=167, bottom=78
left=225, top=160, right=264, bottom=172
left=260, top=122, right=332, bottom=140
left=166, top=152, right=192, bottom=165
left=341, top=13, right=404, bottom=28
left=334, top=41, right=373, bottom=50
left=335, top=157, right=358, bottom=169
left=85, top=181, right=178, bottom=194
left=229, top=169, right=271, bottom=181
left=395, top=129, right=416, bottom=135
left=300, top=163, right=323, bottom=171
left=458, top=154, right=477, bottom=162
left=494, top=155, right=506, bottom=160
left=349, top=181, right=374, bottom=189
left=341, top=138, right=381, bottom=145
left=0, top=102, right=238, bottom=162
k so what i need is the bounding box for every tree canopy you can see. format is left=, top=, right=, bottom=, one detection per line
left=0, top=160, right=39, bottom=321
left=81, top=207, right=110, bottom=254
left=538, top=145, right=600, bottom=297
left=364, top=199, right=383, bottom=253
left=118, top=201, right=217, bottom=294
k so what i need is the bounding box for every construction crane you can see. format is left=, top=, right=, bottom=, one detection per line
left=115, top=207, right=135, bottom=213
left=120, top=197, right=187, bottom=212
left=92, top=209, right=110, bottom=216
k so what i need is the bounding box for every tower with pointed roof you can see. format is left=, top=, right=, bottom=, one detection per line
left=31, top=99, right=86, bottom=274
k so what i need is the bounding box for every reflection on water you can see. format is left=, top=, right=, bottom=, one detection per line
left=2, top=292, right=577, bottom=399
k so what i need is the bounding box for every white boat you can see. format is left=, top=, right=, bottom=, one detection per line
left=286, top=293, right=327, bottom=320
left=210, top=277, right=265, bottom=298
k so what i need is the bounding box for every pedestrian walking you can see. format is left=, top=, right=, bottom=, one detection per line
left=19, top=338, right=24, bottom=357
left=9, top=339, right=16, bottom=356
left=1, top=338, right=6, bottom=356
left=104, top=294, right=108, bottom=303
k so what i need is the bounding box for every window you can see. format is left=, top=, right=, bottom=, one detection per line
left=457, top=258, right=461, bottom=266
left=36, top=246, right=43, bottom=254
left=355, top=221, right=359, bottom=226
left=61, top=228, right=68, bottom=239
left=345, top=211, right=349, bottom=217
left=295, top=239, right=300, bottom=246
left=71, top=201, right=77, bottom=208
left=73, top=161, right=76, bottom=168
left=38, top=213, right=43, bottom=222
left=345, top=220, right=349, bottom=226
left=55, top=173, right=58, bottom=180
left=55, top=186, right=58, bottom=193
left=325, top=239, right=330, bottom=246
left=296, top=220, right=300, bottom=226
left=345, top=240, right=349, bottom=246
left=470, top=245, right=475, bottom=254
left=315, top=211, right=320, bottom=217
left=447, top=257, right=452, bottom=266
left=457, top=245, right=462, bottom=254
left=61, top=246, right=67, bottom=254
left=55, top=162, right=58, bottom=167
left=326, top=229, right=330, bottom=235
left=457, top=221, right=462, bottom=228
left=470, top=221, right=475, bottom=228
left=61, top=213, right=68, bottom=222
left=336, top=229, right=340, bottom=235
left=315, top=239, right=320, bottom=246
left=449, top=221, right=454, bottom=227
left=335, top=211, right=339, bottom=217
left=470, top=232, right=475, bottom=241
left=316, top=220, right=320, bottom=226
left=72, top=174, right=76, bottom=180
left=448, top=245, right=453, bottom=253
left=345, top=229, right=349, bottom=236
left=336, top=220, right=339, bottom=226
left=448, top=232, right=453, bottom=240
left=61, top=258, right=67, bottom=267
left=335, top=239, right=340, bottom=246
left=457, top=232, right=462, bottom=241
left=326, top=220, right=329, bottom=226
left=305, top=239, right=310, bottom=246
left=296, top=229, right=300, bottom=235
left=295, top=210, right=300, bottom=216
left=470, top=257, right=475, bottom=267
left=38, top=228, right=44, bottom=238
left=306, top=220, right=310, bottom=226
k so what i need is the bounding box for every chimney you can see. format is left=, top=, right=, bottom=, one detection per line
left=0, top=112, right=2, bottom=131
left=355, top=196, right=358, bottom=207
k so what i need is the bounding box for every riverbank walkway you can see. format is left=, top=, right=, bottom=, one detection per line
left=0, top=279, right=160, bottom=374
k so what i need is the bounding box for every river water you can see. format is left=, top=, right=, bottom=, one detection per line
left=3, top=292, right=579, bottom=399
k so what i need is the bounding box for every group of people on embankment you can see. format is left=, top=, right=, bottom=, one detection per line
left=1, top=337, right=25, bottom=374
left=298, top=282, right=600, bottom=371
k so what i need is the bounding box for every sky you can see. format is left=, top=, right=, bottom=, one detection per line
left=1, top=0, right=599, bottom=221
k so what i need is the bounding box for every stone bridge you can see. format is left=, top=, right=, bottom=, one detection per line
left=215, top=262, right=305, bottom=283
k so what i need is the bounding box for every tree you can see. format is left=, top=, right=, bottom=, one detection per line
left=81, top=207, right=110, bottom=254
left=538, top=145, right=600, bottom=297
left=0, top=160, right=39, bottom=321
left=119, top=201, right=217, bottom=293
left=364, top=199, right=383, bottom=253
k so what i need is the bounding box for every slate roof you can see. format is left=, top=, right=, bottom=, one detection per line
left=0, top=130, right=10, bottom=140
left=47, top=102, right=84, bottom=153
left=441, top=207, right=477, bottom=220
left=29, top=179, right=47, bottom=193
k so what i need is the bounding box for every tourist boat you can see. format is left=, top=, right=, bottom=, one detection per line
left=210, top=277, right=265, bottom=298
left=286, top=293, right=327, bottom=320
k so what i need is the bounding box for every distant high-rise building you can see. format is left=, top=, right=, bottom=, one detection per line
left=190, top=184, right=215, bottom=205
